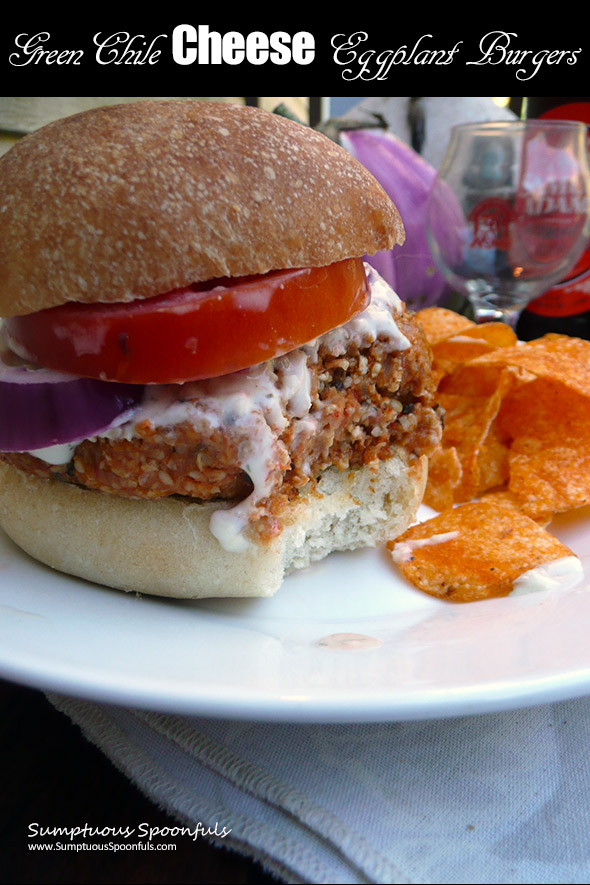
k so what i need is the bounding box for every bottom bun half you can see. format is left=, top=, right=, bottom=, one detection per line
left=0, top=450, right=427, bottom=599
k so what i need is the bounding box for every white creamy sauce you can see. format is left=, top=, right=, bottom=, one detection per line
left=511, top=556, right=584, bottom=596
left=22, top=264, right=410, bottom=552
left=274, top=349, right=313, bottom=419
left=390, top=531, right=460, bottom=564
left=446, top=334, right=483, bottom=344
left=26, top=442, right=79, bottom=466
left=303, top=265, right=410, bottom=360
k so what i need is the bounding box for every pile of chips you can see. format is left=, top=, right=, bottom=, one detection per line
left=388, top=307, right=589, bottom=602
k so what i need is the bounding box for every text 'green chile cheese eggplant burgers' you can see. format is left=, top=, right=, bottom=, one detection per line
left=0, top=100, right=442, bottom=598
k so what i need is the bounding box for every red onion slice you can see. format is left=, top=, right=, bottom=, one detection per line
left=0, top=356, right=144, bottom=452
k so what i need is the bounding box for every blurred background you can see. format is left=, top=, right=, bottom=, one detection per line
left=0, top=96, right=518, bottom=162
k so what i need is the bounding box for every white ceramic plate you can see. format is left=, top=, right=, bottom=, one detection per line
left=0, top=504, right=589, bottom=723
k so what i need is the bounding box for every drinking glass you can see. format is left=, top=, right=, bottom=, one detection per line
left=425, top=120, right=590, bottom=326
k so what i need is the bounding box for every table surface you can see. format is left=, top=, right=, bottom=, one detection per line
left=0, top=678, right=277, bottom=884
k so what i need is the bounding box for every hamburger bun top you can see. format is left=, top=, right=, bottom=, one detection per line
left=0, top=100, right=404, bottom=318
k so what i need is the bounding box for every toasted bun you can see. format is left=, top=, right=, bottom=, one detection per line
left=0, top=100, right=404, bottom=318
left=0, top=453, right=426, bottom=599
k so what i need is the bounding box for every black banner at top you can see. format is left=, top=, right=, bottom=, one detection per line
left=2, top=17, right=588, bottom=98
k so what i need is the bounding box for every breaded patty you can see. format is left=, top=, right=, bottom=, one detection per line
left=3, top=308, right=442, bottom=541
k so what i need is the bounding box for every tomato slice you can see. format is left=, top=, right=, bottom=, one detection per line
left=6, top=258, right=370, bottom=384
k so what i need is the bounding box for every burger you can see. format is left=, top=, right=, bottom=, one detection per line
left=0, top=100, right=442, bottom=598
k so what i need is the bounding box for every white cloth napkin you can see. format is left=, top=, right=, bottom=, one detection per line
left=46, top=693, right=590, bottom=884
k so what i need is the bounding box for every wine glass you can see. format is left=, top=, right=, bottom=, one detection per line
left=425, top=120, right=590, bottom=326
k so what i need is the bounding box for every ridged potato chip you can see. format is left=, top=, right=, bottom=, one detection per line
left=414, top=310, right=590, bottom=520
left=414, top=306, right=475, bottom=346
left=388, top=501, right=576, bottom=603
left=499, top=378, right=590, bottom=519
left=402, top=309, right=590, bottom=603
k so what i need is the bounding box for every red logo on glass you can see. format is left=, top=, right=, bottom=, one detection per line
left=469, top=197, right=514, bottom=250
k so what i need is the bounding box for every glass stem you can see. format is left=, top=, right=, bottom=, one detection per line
left=470, top=298, right=523, bottom=330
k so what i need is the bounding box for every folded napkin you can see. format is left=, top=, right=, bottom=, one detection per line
left=46, top=694, right=590, bottom=884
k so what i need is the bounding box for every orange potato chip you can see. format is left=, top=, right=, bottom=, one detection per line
left=441, top=361, right=533, bottom=398
left=423, top=445, right=462, bottom=512
left=437, top=369, right=517, bottom=502
left=416, top=310, right=589, bottom=517
left=437, top=394, right=489, bottom=501
left=400, top=312, right=589, bottom=605
left=457, top=323, right=519, bottom=348
left=475, top=422, right=511, bottom=496
left=419, top=311, right=518, bottom=387
left=479, top=488, right=552, bottom=526
left=416, top=306, right=475, bottom=346
left=433, top=368, right=590, bottom=518
left=431, top=336, right=497, bottom=387
left=445, top=333, right=590, bottom=399
left=387, top=501, right=575, bottom=602
left=498, top=375, right=590, bottom=443
left=509, top=449, right=590, bottom=521
left=497, top=377, right=590, bottom=519
left=433, top=322, right=518, bottom=367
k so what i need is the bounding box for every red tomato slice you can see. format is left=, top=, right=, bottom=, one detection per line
left=6, top=258, right=370, bottom=384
